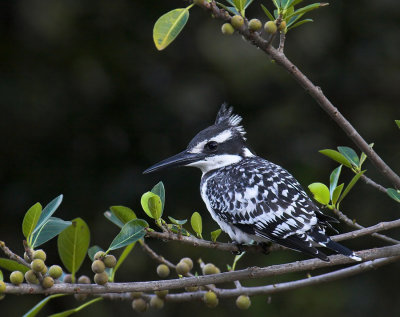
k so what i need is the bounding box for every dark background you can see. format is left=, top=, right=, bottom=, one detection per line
left=1, top=0, right=399, bottom=316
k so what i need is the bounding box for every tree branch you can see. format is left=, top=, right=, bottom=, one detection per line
left=360, top=174, right=387, bottom=194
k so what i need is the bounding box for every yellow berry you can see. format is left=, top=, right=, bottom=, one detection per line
left=94, top=251, right=106, bottom=260
left=264, top=21, right=277, bottom=34
left=132, top=298, right=148, bottom=312
left=221, top=23, right=235, bottom=35
left=25, top=270, right=39, bottom=284
left=176, top=261, right=190, bottom=275
left=236, top=295, right=251, bottom=310
left=278, top=20, right=287, bottom=31
left=185, top=286, right=199, bottom=292
left=202, top=263, right=219, bottom=275
left=31, top=259, right=45, bottom=272
left=150, top=296, right=164, bottom=310
left=203, top=291, right=219, bottom=308
left=131, top=291, right=143, bottom=299
left=248, top=19, right=262, bottom=31
left=156, top=264, right=170, bottom=278
left=181, top=257, right=193, bottom=270
left=155, top=290, right=168, bottom=299
left=91, top=260, right=105, bottom=273
left=49, top=265, right=63, bottom=279
left=231, top=15, right=244, bottom=29
left=10, top=271, right=24, bottom=285
left=78, top=275, right=91, bottom=284
left=94, top=272, right=108, bottom=285
left=0, top=281, right=6, bottom=293
left=42, top=276, right=54, bottom=289
left=32, top=249, right=47, bottom=261
left=103, top=255, right=117, bottom=268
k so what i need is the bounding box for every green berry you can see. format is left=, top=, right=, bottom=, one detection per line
left=31, top=259, right=45, bottom=272
left=103, top=255, right=117, bottom=268
left=91, top=260, right=105, bottom=273
left=202, top=263, right=218, bottom=275
left=94, top=251, right=106, bottom=260
left=185, top=286, right=199, bottom=292
left=155, top=290, right=168, bottom=299
left=231, top=15, right=244, bottom=29
left=156, top=264, right=170, bottom=278
left=181, top=257, right=193, bottom=270
left=248, top=19, right=262, bottom=31
left=278, top=20, right=286, bottom=31
left=0, top=281, right=6, bottom=293
left=10, top=271, right=24, bottom=285
left=131, top=291, right=143, bottom=299
left=41, top=265, right=48, bottom=274
left=176, top=261, right=190, bottom=275
left=42, top=276, right=54, bottom=289
left=236, top=295, right=251, bottom=310
left=221, top=23, right=235, bottom=35
left=63, top=274, right=72, bottom=283
left=32, top=249, right=47, bottom=261
left=203, top=291, right=219, bottom=308
left=25, top=270, right=39, bottom=284
left=49, top=265, right=63, bottom=279
left=264, top=21, right=277, bottom=34
left=78, top=275, right=91, bottom=284
left=150, top=296, right=164, bottom=310
left=132, top=298, right=148, bottom=312
left=94, top=272, right=108, bottom=285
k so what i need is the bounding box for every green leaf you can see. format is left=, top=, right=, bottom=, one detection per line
left=284, top=0, right=297, bottom=8
left=272, top=0, right=281, bottom=9
left=168, top=224, right=191, bottom=236
left=292, top=0, right=304, bottom=6
left=359, top=143, right=373, bottom=168
left=168, top=216, right=187, bottom=225
left=32, top=195, right=63, bottom=235
left=243, top=0, right=254, bottom=10
left=338, top=171, right=366, bottom=204
left=337, top=146, right=360, bottom=167
left=308, top=182, right=330, bottom=205
left=88, top=245, right=104, bottom=262
left=319, top=149, right=352, bottom=168
left=332, top=183, right=344, bottom=206
left=153, top=8, right=190, bottom=51
left=261, top=4, right=275, bottom=21
left=395, top=120, right=400, bottom=129
left=48, top=297, right=103, bottom=317
left=31, top=217, right=72, bottom=248
left=0, top=258, right=29, bottom=273
left=0, top=269, right=3, bottom=281
left=22, top=202, right=42, bottom=244
left=151, top=182, right=165, bottom=212
left=210, top=229, right=222, bottom=242
left=233, top=0, right=247, bottom=13
left=387, top=188, right=400, bottom=203
left=22, top=294, right=66, bottom=317
left=288, top=18, right=313, bottom=30
left=111, top=243, right=136, bottom=281
left=329, top=165, right=342, bottom=199
left=108, top=219, right=148, bottom=251
left=57, top=218, right=90, bottom=276
left=286, top=2, right=326, bottom=20
left=104, top=211, right=125, bottom=228
left=191, top=212, right=203, bottom=238
left=287, top=13, right=305, bottom=27
left=110, top=206, right=137, bottom=225
left=141, top=192, right=162, bottom=219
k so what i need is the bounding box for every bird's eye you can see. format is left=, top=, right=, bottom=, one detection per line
left=205, top=141, right=218, bottom=152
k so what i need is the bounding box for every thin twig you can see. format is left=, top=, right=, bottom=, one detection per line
left=278, top=31, right=286, bottom=52
left=0, top=241, right=31, bottom=268
left=361, top=174, right=387, bottom=193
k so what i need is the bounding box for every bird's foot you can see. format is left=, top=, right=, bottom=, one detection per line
left=231, top=241, right=246, bottom=255
left=259, top=242, right=272, bottom=255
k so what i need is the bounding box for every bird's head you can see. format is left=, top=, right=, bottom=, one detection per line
left=143, top=104, right=255, bottom=175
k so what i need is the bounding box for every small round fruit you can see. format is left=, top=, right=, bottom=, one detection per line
left=32, top=249, right=47, bottom=261
left=278, top=20, right=286, bottom=31
left=155, top=290, right=168, bottom=299
left=248, top=19, right=262, bottom=31
left=42, top=276, right=54, bottom=289
left=91, top=260, right=105, bottom=274
left=103, top=255, right=117, bottom=268
left=78, top=275, right=91, bottom=284
left=175, top=261, right=190, bottom=275
left=150, top=296, right=164, bottom=310
left=10, top=271, right=24, bottom=285
left=74, top=293, right=87, bottom=301
left=131, top=291, right=143, bottom=299
left=49, top=265, right=63, bottom=279
left=132, top=298, right=148, bottom=313
left=221, top=23, right=235, bottom=35
left=41, top=265, right=48, bottom=274
left=0, top=281, right=6, bottom=293
left=94, top=251, right=106, bottom=260
left=185, top=286, right=199, bottom=292
left=156, top=264, right=170, bottom=278
left=180, top=257, right=193, bottom=270
left=25, top=270, right=39, bottom=284
left=236, top=295, right=251, bottom=310
left=94, top=272, right=108, bottom=285
left=264, top=21, right=277, bottom=34
left=231, top=15, right=244, bottom=29
left=31, top=259, right=45, bottom=273
left=63, top=274, right=72, bottom=283
left=203, top=291, right=219, bottom=308
left=202, top=263, right=218, bottom=275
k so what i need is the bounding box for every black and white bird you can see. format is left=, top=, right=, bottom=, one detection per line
left=144, top=104, right=361, bottom=262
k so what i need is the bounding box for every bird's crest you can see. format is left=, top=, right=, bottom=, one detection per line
left=215, top=103, right=246, bottom=139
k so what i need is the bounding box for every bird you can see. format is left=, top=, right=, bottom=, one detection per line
left=143, top=104, right=361, bottom=262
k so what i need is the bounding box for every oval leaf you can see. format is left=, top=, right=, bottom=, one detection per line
left=23, top=202, right=42, bottom=242
left=329, top=165, right=342, bottom=199
left=308, top=182, right=330, bottom=205
left=110, top=206, right=137, bottom=225
left=337, top=146, right=360, bottom=167
left=141, top=192, right=162, bottom=219
left=32, top=195, right=63, bottom=235
left=168, top=216, right=187, bottom=225
left=104, top=211, right=125, bottom=228
left=58, top=218, right=90, bottom=275
left=31, top=217, right=72, bottom=248
left=319, top=149, right=352, bottom=168
left=0, top=269, right=3, bottom=281
left=387, top=188, right=400, bottom=203
left=191, top=212, right=203, bottom=238
left=151, top=182, right=165, bottom=212
left=153, top=8, right=190, bottom=51
left=108, top=219, right=148, bottom=251
left=211, top=229, right=222, bottom=242
left=0, top=258, right=29, bottom=273
left=332, top=183, right=344, bottom=206
left=22, top=294, right=66, bottom=317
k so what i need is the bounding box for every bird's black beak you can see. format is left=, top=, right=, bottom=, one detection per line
left=143, top=150, right=205, bottom=174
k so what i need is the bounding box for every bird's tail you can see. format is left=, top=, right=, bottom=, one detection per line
left=309, top=227, right=361, bottom=261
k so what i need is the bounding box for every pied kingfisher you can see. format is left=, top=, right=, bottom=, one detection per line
left=144, top=104, right=361, bottom=262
